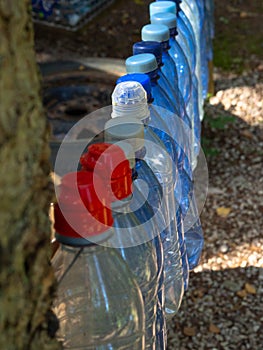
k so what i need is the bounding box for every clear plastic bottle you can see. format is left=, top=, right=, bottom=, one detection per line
left=104, top=115, right=184, bottom=318
left=114, top=75, right=190, bottom=291
left=80, top=142, right=161, bottom=350
left=52, top=170, right=145, bottom=349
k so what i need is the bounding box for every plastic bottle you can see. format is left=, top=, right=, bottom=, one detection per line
left=114, top=79, right=203, bottom=272
left=148, top=13, right=201, bottom=163
left=125, top=53, right=180, bottom=117
left=146, top=8, right=204, bottom=268
left=151, top=0, right=204, bottom=120
left=104, top=115, right=184, bottom=318
left=80, top=142, right=161, bottom=350
left=125, top=52, right=193, bottom=170
left=133, top=37, right=191, bottom=127
left=124, top=58, right=192, bottom=171
left=115, top=75, right=190, bottom=291
left=52, top=170, right=145, bottom=349
left=180, top=0, right=208, bottom=100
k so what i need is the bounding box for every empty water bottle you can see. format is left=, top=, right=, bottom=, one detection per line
left=52, top=170, right=145, bottom=349
left=151, top=0, right=204, bottom=121
left=104, top=114, right=184, bottom=317
left=115, top=75, right=190, bottom=291
left=139, top=25, right=191, bottom=129
left=80, top=142, right=160, bottom=350
left=149, top=12, right=201, bottom=163
left=125, top=52, right=179, bottom=118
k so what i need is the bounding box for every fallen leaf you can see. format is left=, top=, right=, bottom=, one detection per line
left=237, top=289, right=247, bottom=298
left=240, top=11, right=248, bottom=18
left=209, top=323, right=220, bottom=334
left=216, top=207, right=232, bottom=218
left=245, top=283, right=257, bottom=294
left=240, top=129, right=254, bottom=139
left=183, top=326, right=196, bottom=336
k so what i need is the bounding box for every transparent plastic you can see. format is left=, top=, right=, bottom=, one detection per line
left=52, top=240, right=145, bottom=349
left=112, top=198, right=159, bottom=350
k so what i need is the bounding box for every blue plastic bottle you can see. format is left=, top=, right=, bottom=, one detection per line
left=151, top=0, right=204, bottom=120
left=148, top=13, right=201, bottom=163
left=104, top=116, right=184, bottom=318
left=125, top=53, right=180, bottom=117
left=133, top=38, right=190, bottom=130
left=179, top=0, right=208, bottom=100
left=124, top=56, right=192, bottom=173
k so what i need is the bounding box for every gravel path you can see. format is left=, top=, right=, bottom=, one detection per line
left=167, top=67, right=263, bottom=349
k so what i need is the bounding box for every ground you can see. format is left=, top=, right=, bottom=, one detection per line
left=34, top=0, right=263, bottom=348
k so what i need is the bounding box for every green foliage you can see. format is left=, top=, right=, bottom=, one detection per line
left=201, top=113, right=236, bottom=156
left=201, top=137, right=220, bottom=157
left=207, top=114, right=236, bottom=130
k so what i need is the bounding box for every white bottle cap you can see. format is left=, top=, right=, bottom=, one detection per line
left=111, top=81, right=150, bottom=121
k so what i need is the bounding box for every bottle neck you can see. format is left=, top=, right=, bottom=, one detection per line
left=55, top=228, right=114, bottom=247
left=147, top=94, right=154, bottom=104
left=146, top=69, right=160, bottom=85
left=111, top=194, right=134, bottom=218
left=169, top=27, right=178, bottom=39
left=135, top=146, right=146, bottom=160
left=174, top=0, right=181, bottom=15
left=161, top=40, right=171, bottom=53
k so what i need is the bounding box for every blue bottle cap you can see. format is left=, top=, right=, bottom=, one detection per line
left=150, top=12, right=177, bottom=29
left=149, top=1, right=176, bottom=17
left=116, top=73, right=152, bottom=100
left=141, top=23, right=170, bottom=42
left=125, top=53, right=158, bottom=74
left=133, top=41, right=162, bottom=67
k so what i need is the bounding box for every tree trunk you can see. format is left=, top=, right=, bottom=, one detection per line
left=0, top=1, right=61, bottom=349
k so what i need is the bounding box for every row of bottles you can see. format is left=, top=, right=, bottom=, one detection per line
left=51, top=0, right=214, bottom=348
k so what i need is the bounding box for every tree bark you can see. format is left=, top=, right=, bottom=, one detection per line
left=0, top=1, right=61, bottom=349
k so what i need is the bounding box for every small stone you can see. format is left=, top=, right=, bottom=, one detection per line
left=223, top=280, right=243, bottom=292
left=220, top=244, right=229, bottom=253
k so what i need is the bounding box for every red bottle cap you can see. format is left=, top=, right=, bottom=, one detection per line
left=80, top=143, right=133, bottom=201
left=54, top=170, right=113, bottom=241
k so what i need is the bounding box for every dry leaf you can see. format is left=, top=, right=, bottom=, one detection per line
left=209, top=323, right=220, bottom=334
left=237, top=289, right=247, bottom=298
left=245, top=283, right=256, bottom=294
left=240, top=11, right=248, bottom=18
left=240, top=129, right=254, bottom=139
left=216, top=207, right=232, bottom=218
left=183, top=326, right=196, bottom=336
